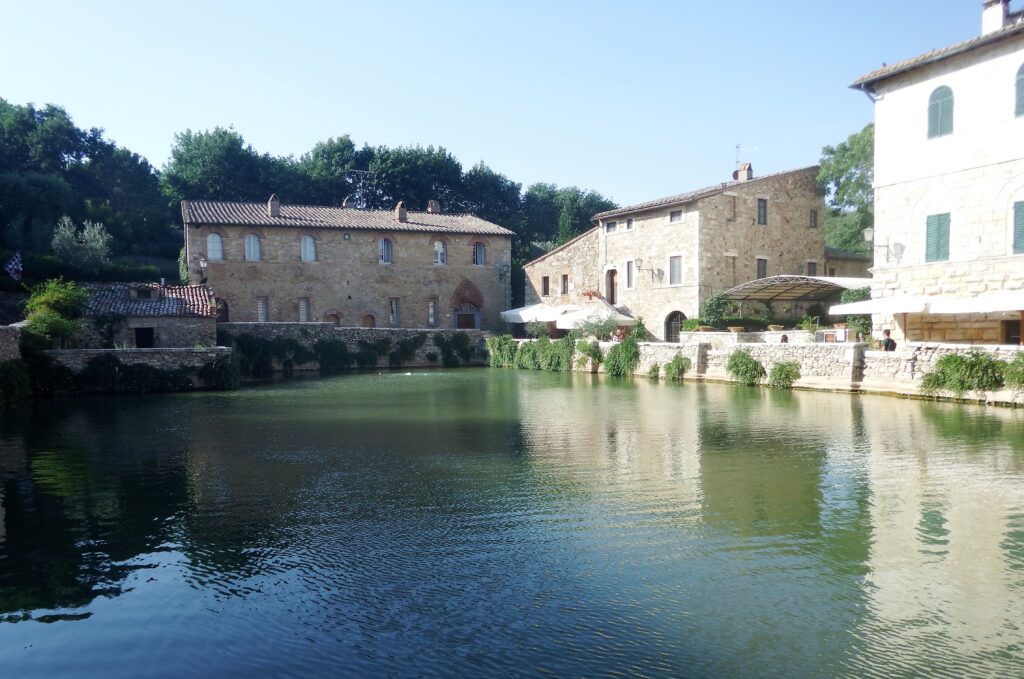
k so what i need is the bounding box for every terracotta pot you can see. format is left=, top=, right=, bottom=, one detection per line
left=727, top=326, right=745, bottom=333
left=767, top=324, right=785, bottom=331
left=698, top=326, right=714, bottom=332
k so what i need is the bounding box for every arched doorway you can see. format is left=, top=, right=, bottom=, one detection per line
left=360, top=314, right=375, bottom=328
left=606, top=269, right=617, bottom=305
left=665, top=311, right=686, bottom=342
left=325, top=313, right=340, bottom=326
left=450, top=279, right=485, bottom=329
left=455, top=302, right=480, bottom=329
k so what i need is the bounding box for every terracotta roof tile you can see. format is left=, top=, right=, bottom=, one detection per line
left=84, top=283, right=218, bottom=318
left=182, top=200, right=514, bottom=237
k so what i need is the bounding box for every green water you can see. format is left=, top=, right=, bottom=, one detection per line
left=1, top=369, right=1023, bottom=677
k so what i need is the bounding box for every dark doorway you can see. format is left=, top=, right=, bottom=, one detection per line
left=135, top=327, right=155, bottom=348
left=1003, top=319, right=1021, bottom=345
left=665, top=311, right=686, bottom=342
left=455, top=302, right=480, bottom=329
left=216, top=300, right=229, bottom=322
left=606, top=270, right=617, bottom=305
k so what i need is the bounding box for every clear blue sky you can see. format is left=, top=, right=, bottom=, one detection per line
left=0, top=0, right=1003, bottom=206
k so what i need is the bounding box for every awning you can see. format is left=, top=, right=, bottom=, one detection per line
left=928, top=290, right=1024, bottom=314
left=828, top=295, right=932, bottom=315
left=501, top=303, right=582, bottom=323
left=555, top=300, right=635, bottom=330
left=724, top=275, right=872, bottom=302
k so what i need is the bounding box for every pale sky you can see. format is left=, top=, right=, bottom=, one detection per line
left=0, top=0, right=1002, bottom=206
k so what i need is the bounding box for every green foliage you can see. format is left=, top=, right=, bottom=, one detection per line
left=920, top=351, right=1005, bottom=397
left=514, top=340, right=540, bottom=369
left=759, top=302, right=774, bottom=324
left=574, top=316, right=617, bottom=340
left=0, top=359, right=30, bottom=406
left=313, top=339, right=355, bottom=374
left=629, top=317, right=649, bottom=341
left=92, top=313, right=126, bottom=349
left=1004, top=354, right=1024, bottom=392
left=25, top=308, right=80, bottom=349
left=19, top=347, right=77, bottom=395
left=355, top=338, right=391, bottom=368
left=433, top=332, right=472, bottom=368
left=224, top=332, right=316, bottom=377
left=604, top=337, right=640, bottom=378
left=75, top=354, right=197, bottom=393
left=0, top=249, right=161, bottom=292
left=51, top=216, right=112, bottom=272
left=840, top=287, right=871, bottom=337
left=23, top=278, right=88, bottom=348
left=647, top=362, right=660, bottom=379
left=797, top=316, right=820, bottom=331
left=726, top=349, right=766, bottom=386
left=178, top=247, right=189, bottom=284
left=391, top=333, right=427, bottom=366
left=575, top=339, right=603, bottom=368
left=485, top=334, right=518, bottom=367
left=819, top=123, right=873, bottom=255
left=425, top=351, right=439, bottom=364
left=664, top=354, right=692, bottom=381
left=525, top=320, right=549, bottom=338
left=539, top=335, right=575, bottom=372
left=768, top=361, right=801, bottom=389
left=199, top=356, right=241, bottom=390
left=700, top=292, right=731, bottom=329
left=681, top=318, right=702, bottom=331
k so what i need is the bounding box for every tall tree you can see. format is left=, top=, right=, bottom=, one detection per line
left=365, top=145, right=464, bottom=211
left=458, top=162, right=521, bottom=230
left=161, top=127, right=278, bottom=205
left=818, top=123, right=873, bottom=254
left=298, top=135, right=357, bottom=206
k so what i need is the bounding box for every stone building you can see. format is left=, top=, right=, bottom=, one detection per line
left=842, top=0, right=1024, bottom=344
left=79, top=282, right=218, bottom=348
left=181, top=196, right=514, bottom=330
left=522, top=165, right=860, bottom=340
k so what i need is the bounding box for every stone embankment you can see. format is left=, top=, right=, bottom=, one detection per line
left=45, top=347, right=231, bottom=375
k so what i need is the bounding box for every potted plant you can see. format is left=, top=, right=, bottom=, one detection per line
left=727, top=326, right=745, bottom=333
left=767, top=324, right=785, bottom=331
left=698, top=325, right=715, bottom=332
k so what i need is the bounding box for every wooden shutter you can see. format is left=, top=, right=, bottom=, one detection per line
left=926, top=213, right=950, bottom=262
left=928, top=87, right=953, bottom=138
left=1017, top=65, right=1024, bottom=117
left=1014, top=202, right=1024, bottom=254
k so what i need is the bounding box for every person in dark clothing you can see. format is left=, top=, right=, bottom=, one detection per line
left=881, top=329, right=897, bottom=351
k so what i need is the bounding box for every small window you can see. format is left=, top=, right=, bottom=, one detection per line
left=1014, top=201, right=1024, bottom=254
left=756, top=258, right=767, bottom=279
left=561, top=274, right=568, bottom=295
left=300, top=236, right=317, bottom=262
left=434, top=241, right=447, bottom=265
left=669, top=255, right=682, bottom=285
left=1017, top=64, right=1024, bottom=117
left=810, top=209, right=818, bottom=229
left=669, top=210, right=682, bottom=223
left=473, top=242, right=486, bottom=265
left=626, top=260, right=635, bottom=289
left=298, top=297, right=310, bottom=323
left=542, top=276, right=550, bottom=296
left=245, top=234, right=261, bottom=261
left=829, top=267, right=836, bottom=277
left=389, top=298, right=399, bottom=326
left=256, top=297, right=269, bottom=322
left=134, top=327, right=155, bottom=349
left=428, top=299, right=437, bottom=327
left=626, top=218, right=634, bottom=230
left=806, top=261, right=817, bottom=276
left=207, top=233, right=224, bottom=260
left=925, top=213, right=950, bottom=262
left=757, top=199, right=768, bottom=225
left=379, top=238, right=393, bottom=264
left=1003, top=319, right=1022, bottom=345
left=928, top=86, right=954, bottom=138
left=605, top=221, right=617, bottom=233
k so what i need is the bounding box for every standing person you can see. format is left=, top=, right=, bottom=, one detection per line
left=881, top=329, right=897, bottom=351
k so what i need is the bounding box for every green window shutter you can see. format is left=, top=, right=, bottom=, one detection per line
left=1017, top=65, right=1024, bottom=117
left=928, top=100, right=940, bottom=138
left=1014, top=202, right=1024, bottom=254
left=940, top=98, right=953, bottom=135
left=937, top=213, right=950, bottom=261
left=928, top=86, right=953, bottom=138
left=926, top=215, right=938, bottom=261
left=926, top=213, right=950, bottom=262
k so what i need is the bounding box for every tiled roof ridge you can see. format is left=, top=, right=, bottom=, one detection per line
left=592, top=165, right=819, bottom=220
left=186, top=198, right=481, bottom=218
left=851, top=18, right=1024, bottom=90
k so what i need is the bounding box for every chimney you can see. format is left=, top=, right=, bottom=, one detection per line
left=427, top=199, right=441, bottom=214
left=983, top=0, right=1008, bottom=34
left=267, top=193, right=280, bottom=217
left=342, top=195, right=352, bottom=208
left=733, top=162, right=753, bottom=182
left=395, top=201, right=407, bottom=223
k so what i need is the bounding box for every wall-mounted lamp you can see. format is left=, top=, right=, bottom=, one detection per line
left=633, top=258, right=664, bottom=280
left=863, top=227, right=905, bottom=263
left=198, top=256, right=208, bottom=272
left=499, top=263, right=510, bottom=279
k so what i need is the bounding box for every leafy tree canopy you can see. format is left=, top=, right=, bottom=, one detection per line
left=818, top=123, right=873, bottom=255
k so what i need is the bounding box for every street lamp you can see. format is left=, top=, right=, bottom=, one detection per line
left=863, top=228, right=905, bottom=263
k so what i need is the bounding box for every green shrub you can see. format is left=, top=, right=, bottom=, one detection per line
left=920, top=350, right=1005, bottom=397
left=1004, top=353, right=1024, bottom=392
left=485, top=334, right=518, bottom=367
left=433, top=332, right=472, bottom=367
left=681, top=318, right=702, bottom=331
left=525, top=320, right=549, bottom=338
left=392, top=333, right=427, bottom=366
left=574, top=316, right=617, bottom=340
left=768, top=361, right=801, bottom=389
left=539, top=335, right=575, bottom=372
left=199, top=356, right=241, bottom=390
left=575, top=339, right=603, bottom=368
left=647, top=362, right=660, bottom=379
left=840, top=287, right=871, bottom=338
left=25, top=308, right=80, bottom=348
left=0, top=249, right=159, bottom=292
left=20, top=348, right=77, bottom=395
left=604, top=337, right=640, bottom=377
left=78, top=353, right=124, bottom=391
left=425, top=351, right=439, bottom=364
left=314, top=339, right=354, bottom=374
left=0, top=359, right=30, bottom=406
left=514, top=340, right=540, bottom=369
left=630, top=317, right=649, bottom=341
left=700, top=292, right=731, bottom=329
left=664, top=353, right=691, bottom=381
left=24, top=278, right=88, bottom=320
left=726, top=349, right=766, bottom=386
left=178, top=247, right=189, bottom=284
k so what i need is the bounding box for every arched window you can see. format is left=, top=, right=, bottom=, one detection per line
left=665, top=311, right=686, bottom=343
left=1017, top=64, right=1024, bottom=117
left=473, top=242, right=486, bottom=265
left=361, top=314, right=375, bottom=328
left=300, top=236, right=316, bottom=262
left=206, top=233, right=223, bottom=260
left=379, top=238, right=393, bottom=264
left=434, top=240, right=447, bottom=265
left=245, top=234, right=261, bottom=261
left=928, top=86, right=953, bottom=138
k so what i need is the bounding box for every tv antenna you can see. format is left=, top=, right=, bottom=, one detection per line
left=735, top=143, right=758, bottom=166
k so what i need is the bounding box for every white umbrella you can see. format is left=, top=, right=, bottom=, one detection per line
left=556, top=301, right=635, bottom=330
left=501, top=303, right=581, bottom=323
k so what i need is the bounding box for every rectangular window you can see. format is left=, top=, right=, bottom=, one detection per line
left=669, top=210, right=682, bottom=223
left=829, top=267, right=836, bottom=277
left=256, top=297, right=268, bottom=322
left=925, top=213, right=950, bottom=262
left=542, top=276, right=550, bottom=296
left=1003, top=319, right=1022, bottom=345
left=626, top=260, right=634, bottom=289
left=810, top=209, right=818, bottom=229
left=605, top=221, right=617, bottom=233
left=626, top=218, right=634, bottom=230
left=757, top=198, right=768, bottom=225
left=561, top=274, right=568, bottom=295
left=428, top=300, right=437, bottom=327
left=669, top=255, right=682, bottom=285
left=756, top=258, right=767, bottom=279
left=298, top=297, right=310, bottom=323
left=806, top=261, right=817, bottom=276
left=389, top=298, right=399, bottom=326
left=1014, top=201, right=1024, bottom=254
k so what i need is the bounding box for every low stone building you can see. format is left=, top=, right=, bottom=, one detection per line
left=79, top=282, right=218, bottom=348
left=523, top=165, right=864, bottom=340
left=181, top=196, right=514, bottom=330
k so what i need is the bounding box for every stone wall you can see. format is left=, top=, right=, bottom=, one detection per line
left=45, top=347, right=232, bottom=384
left=862, top=342, right=1024, bottom=395
left=523, top=229, right=600, bottom=306
left=0, top=323, right=22, bottom=361
left=703, top=343, right=864, bottom=388
left=77, top=316, right=217, bottom=349
left=217, top=322, right=489, bottom=369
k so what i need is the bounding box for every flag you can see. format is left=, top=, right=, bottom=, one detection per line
left=3, top=252, right=22, bottom=281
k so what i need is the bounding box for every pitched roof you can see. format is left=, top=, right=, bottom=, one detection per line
left=84, top=283, right=218, bottom=318
left=592, top=166, right=819, bottom=220
left=182, top=200, right=514, bottom=237
left=852, top=17, right=1024, bottom=91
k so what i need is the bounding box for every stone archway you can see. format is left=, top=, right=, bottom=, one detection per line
left=450, top=279, right=484, bottom=329
left=360, top=314, right=375, bottom=328
left=665, top=311, right=686, bottom=342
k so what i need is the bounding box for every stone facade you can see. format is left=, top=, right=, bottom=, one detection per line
left=856, top=7, right=1024, bottom=344
left=45, top=347, right=232, bottom=385
left=0, top=323, right=21, bottom=361
left=523, top=167, right=862, bottom=340
left=78, top=316, right=217, bottom=349
left=183, top=199, right=513, bottom=331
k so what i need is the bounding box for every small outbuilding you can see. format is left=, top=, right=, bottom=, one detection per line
left=79, top=282, right=219, bottom=349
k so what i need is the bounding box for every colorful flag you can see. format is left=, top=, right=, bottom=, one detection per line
left=3, top=252, right=22, bottom=281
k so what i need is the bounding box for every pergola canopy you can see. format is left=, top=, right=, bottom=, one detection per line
left=724, top=275, right=872, bottom=302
